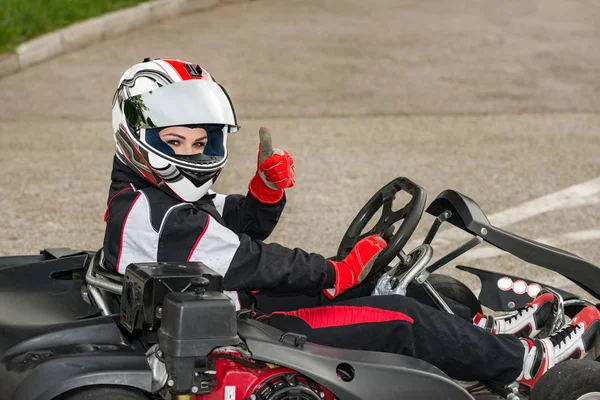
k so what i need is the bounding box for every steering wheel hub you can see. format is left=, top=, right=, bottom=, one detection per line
left=372, top=244, right=433, bottom=296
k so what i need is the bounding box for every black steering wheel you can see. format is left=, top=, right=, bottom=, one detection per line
left=337, top=177, right=427, bottom=278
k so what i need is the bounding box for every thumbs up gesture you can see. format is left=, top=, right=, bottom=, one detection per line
left=248, top=127, right=296, bottom=204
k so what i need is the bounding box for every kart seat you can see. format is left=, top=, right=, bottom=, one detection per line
left=0, top=251, right=100, bottom=332
left=427, top=190, right=600, bottom=298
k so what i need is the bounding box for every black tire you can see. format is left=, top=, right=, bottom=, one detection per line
left=427, top=274, right=483, bottom=318
left=58, top=386, right=148, bottom=400
left=530, top=360, right=600, bottom=400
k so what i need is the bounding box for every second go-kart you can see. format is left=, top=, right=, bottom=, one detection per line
left=0, top=177, right=599, bottom=400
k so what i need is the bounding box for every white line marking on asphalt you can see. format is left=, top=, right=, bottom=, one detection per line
left=409, top=176, right=600, bottom=249
left=457, top=228, right=600, bottom=262
left=561, top=228, right=600, bottom=241
left=486, top=177, right=600, bottom=227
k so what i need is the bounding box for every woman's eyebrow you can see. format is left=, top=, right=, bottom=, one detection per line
left=161, top=132, right=187, bottom=140
left=194, top=135, right=208, bottom=141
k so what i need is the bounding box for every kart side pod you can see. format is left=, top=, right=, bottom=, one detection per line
left=158, top=276, right=240, bottom=395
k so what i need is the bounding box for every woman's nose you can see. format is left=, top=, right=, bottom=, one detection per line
left=178, top=145, right=195, bottom=155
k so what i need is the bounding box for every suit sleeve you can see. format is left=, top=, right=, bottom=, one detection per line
left=159, top=206, right=331, bottom=295
left=213, top=192, right=286, bottom=241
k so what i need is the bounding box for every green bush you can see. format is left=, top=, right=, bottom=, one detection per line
left=0, top=0, right=152, bottom=52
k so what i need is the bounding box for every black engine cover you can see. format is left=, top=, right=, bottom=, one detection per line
left=120, top=262, right=223, bottom=334
left=158, top=289, right=239, bottom=357
left=157, top=276, right=240, bottom=394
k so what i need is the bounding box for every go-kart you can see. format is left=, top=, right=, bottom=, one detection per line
left=1, top=177, right=599, bottom=400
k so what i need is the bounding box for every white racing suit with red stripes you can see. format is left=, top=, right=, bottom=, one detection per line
left=102, top=157, right=526, bottom=384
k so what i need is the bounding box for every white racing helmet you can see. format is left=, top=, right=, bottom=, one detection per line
left=111, top=58, right=239, bottom=201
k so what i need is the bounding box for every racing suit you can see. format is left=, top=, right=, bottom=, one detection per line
left=103, top=157, right=525, bottom=384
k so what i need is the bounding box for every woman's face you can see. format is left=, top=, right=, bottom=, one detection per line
left=159, top=126, right=208, bottom=155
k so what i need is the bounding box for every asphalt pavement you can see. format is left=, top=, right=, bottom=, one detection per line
left=0, top=1, right=599, bottom=398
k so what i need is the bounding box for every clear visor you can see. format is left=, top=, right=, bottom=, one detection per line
left=143, top=124, right=226, bottom=161
left=123, top=79, right=237, bottom=132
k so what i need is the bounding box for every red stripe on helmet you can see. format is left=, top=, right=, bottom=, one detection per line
left=162, top=59, right=208, bottom=81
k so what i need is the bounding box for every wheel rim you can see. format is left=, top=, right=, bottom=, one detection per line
left=577, top=393, right=600, bottom=400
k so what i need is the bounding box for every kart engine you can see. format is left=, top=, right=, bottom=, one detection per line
left=120, top=262, right=240, bottom=394
left=194, top=351, right=336, bottom=400
left=121, top=262, right=335, bottom=399
left=147, top=346, right=336, bottom=400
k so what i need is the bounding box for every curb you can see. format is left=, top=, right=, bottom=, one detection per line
left=0, top=0, right=245, bottom=79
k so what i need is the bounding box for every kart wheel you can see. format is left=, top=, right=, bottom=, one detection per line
left=58, top=386, right=148, bottom=400
left=530, top=360, right=600, bottom=400
left=427, top=274, right=482, bottom=318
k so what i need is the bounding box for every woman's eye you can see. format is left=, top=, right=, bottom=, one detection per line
left=194, top=142, right=207, bottom=148
left=167, top=140, right=180, bottom=146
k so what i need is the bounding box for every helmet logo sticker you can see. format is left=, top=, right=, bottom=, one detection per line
left=184, top=63, right=203, bottom=77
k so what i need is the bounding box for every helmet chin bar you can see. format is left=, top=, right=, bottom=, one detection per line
left=163, top=176, right=215, bottom=202
left=148, top=150, right=223, bottom=202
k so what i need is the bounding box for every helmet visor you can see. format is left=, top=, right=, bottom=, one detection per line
left=142, top=124, right=228, bottom=173
left=144, top=124, right=226, bottom=158
left=123, top=79, right=237, bottom=131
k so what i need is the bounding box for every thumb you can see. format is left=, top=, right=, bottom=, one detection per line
left=367, top=235, right=387, bottom=250
left=357, top=248, right=383, bottom=282
left=258, top=126, right=274, bottom=164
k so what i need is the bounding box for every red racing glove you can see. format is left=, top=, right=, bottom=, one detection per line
left=248, top=127, right=296, bottom=204
left=324, top=235, right=387, bottom=299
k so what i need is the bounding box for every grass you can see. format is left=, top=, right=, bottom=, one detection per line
left=0, top=0, right=152, bottom=52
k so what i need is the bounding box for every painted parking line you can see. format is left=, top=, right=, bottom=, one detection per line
left=486, top=177, right=600, bottom=227
left=408, top=176, right=600, bottom=249
left=562, top=228, right=600, bottom=242
left=457, top=227, right=600, bottom=262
